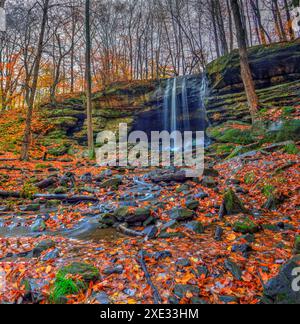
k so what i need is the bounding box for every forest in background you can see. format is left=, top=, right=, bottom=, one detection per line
left=1, top=0, right=299, bottom=111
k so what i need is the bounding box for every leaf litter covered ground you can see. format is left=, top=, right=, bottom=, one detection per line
left=0, top=145, right=299, bottom=304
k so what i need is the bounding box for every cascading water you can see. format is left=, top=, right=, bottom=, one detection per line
left=181, top=77, right=190, bottom=131
left=170, top=78, right=178, bottom=133
left=163, top=75, right=208, bottom=133
left=163, top=79, right=172, bottom=132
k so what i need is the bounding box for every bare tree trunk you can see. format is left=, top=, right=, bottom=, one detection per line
left=284, top=0, right=295, bottom=40
left=85, top=0, right=94, bottom=155
left=231, top=0, right=259, bottom=123
left=20, top=0, right=49, bottom=161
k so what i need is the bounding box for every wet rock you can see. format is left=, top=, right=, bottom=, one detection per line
left=224, top=259, right=242, bottom=280
left=99, top=176, right=123, bottom=189
left=242, top=233, right=255, bottom=243
left=233, top=217, right=260, bottom=234
left=196, top=266, right=209, bottom=278
left=59, top=263, right=100, bottom=282
left=93, top=292, right=111, bottom=304
left=158, top=231, right=185, bottom=239
left=186, top=200, right=200, bottom=211
left=153, top=251, right=172, bottom=261
left=232, top=244, right=252, bottom=258
left=226, top=178, right=241, bottom=185
left=173, top=284, right=200, bottom=299
left=150, top=170, right=187, bottom=183
left=194, top=190, right=209, bottom=199
left=170, top=208, right=195, bottom=222
left=95, top=169, right=113, bottom=182
left=42, top=248, right=60, bottom=261
left=143, top=216, right=156, bottom=227
left=81, top=172, right=93, bottom=183
left=33, top=240, right=55, bottom=258
left=22, top=278, right=47, bottom=303
left=214, top=226, right=224, bottom=241
left=123, top=288, right=136, bottom=297
left=98, top=213, right=116, bottom=227
left=142, top=225, right=158, bottom=239
left=235, top=186, right=249, bottom=195
left=184, top=221, right=204, bottom=234
left=114, top=207, right=151, bottom=225
left=262, top=223, right=281, bottom=232
left=53, top=186, right=68, bottom=194
left=176, top=258, right=191, bottom=267
left=263, top=194, right=286, bottom=211
left=176, top=184, right=190, bottom=194
left=0, top=206, right=11, bottom=212
left=191, top=297, right=208, bottom=304
left=201, top=176, right=218, bottom=188
left=103, top=265, right=124, bottom=275
left=294, top=236, right=300, bottom=255
left=161, top=220, right=179, bottom=231
left=219, top=295, right=239, bottom=304
left=263, top=256, right=300, bottom=304
left=221, top=189, right=248, bottom=216
left=20, top=204, right=40, bottom=212
left=31, top=219, right=46, bottom=233
left=203, top=168, right=219, bottom=178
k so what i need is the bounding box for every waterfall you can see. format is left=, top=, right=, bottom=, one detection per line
left=171, top=78, right=177, bottom=133
left=163, top=79, right=172, bottom=131
left=162, top=74, right=208, bottom=135
left=181, top=77, right=190, bottom=131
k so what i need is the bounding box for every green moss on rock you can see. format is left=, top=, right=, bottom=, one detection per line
left=233, top=217, right=260, bottom=234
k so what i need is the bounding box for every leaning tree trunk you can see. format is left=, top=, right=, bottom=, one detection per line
left=231, top=0, right=259, bottom=123
left=85, top=0, right=94, bottom=156
left=20, top=0, right=49, bottom=161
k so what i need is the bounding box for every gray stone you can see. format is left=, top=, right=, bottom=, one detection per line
left=142, top=226, right=158, bottom=239
left=31, top=219, right=46, bottom=233
left=173, top=285, right=200, bottom=299
left=93, top=292, right=111, bottom=304
left=186, top=200, right=200, bottom=211
left=264, top=256, right=300, bottom=304
left=103, top=265, right=124, bottom=275
left=33, top=240, right=55, bottom=258
left=170, top=208, right=195, bottom=222
left=224, top=259, right=242, bottom=280
left=184, top=221, right=204, bottom=234
left=42, top=249, right=60, bottom=261
left=20, top=204, right=40, bottom=212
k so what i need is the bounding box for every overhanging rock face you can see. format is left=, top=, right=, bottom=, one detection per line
left=207, top=40, right=300, bottom=95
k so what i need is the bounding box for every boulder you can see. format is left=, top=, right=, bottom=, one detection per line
left=170, top=208, right=195, bottom=222
left=222, top=189, right=248, bottom=216
left=263, top=256, right=300, bottom=304
left=31, top=219, right=46, bottom=233
left=186, top=200, right=200, bottom=211
left=99, top=176, right=123, bottom=189
left=201, top=176, right=218, bottom=188
left=33, top=240, right=56, bottom=258
left=173, top=284, right=200, bottom=299
left=294, top=236, right=300, bottom=255
left=114, top=207, right=151, bottom=225
left=233, top=217, right=260, bottom=234
left=184, top=221, right=204, bottom=234
left=59, top=262, right=100, bottom=282
left=224, top=259, right=242, bottom=280
left=20, top=204, right=40, bottom=212
left=103, top=265, right=124, bottom=275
